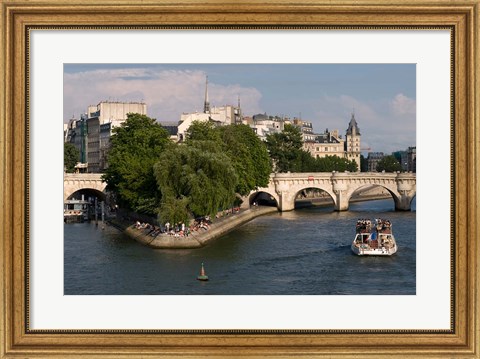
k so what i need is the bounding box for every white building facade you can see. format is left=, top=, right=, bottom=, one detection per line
left=303, top=129, right=346, bottom=159
left=249, top=113, right=285, bottom=141
left=65, top=101, right=147, bottom=173
left=177, top=105, right=241, bottom=141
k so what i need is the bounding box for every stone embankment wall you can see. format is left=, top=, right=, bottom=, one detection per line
left=109, top=206, right=278, bottom=249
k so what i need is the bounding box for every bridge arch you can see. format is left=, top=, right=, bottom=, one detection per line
left=293, top=186, right=336, bottom=209
left=328, top=172, right=416, bottom=211
left=66, top=188, right=106, bottom=202
left=247, top=189, right=279, bottom=208
left=63, top=173, right=107, bottom=201
left=347, top=184, right=397, bottom=209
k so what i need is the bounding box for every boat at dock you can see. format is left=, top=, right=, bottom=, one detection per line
left=64, top=199, right=90, bottom=223
left=351, top=218, right=397, bottom=256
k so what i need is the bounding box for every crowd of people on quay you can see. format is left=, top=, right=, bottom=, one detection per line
left=133, top=221, right=163, bottom=238
left=134, top=220, right=194, bottom=238
left=215, top=207, right=241, bottom=218
left=131, top=206, right=243, bottom=239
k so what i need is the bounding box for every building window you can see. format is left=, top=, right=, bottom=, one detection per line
left=325, top=147, right=328, bottom=151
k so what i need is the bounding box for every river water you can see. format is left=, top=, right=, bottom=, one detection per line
left=64, top=198, right=416, bottom=295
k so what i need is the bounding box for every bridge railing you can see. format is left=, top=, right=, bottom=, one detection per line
left=271, top=171, right=415, bottom=180
left=64, top=173, right=104, bottom=181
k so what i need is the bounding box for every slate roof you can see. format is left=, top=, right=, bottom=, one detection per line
left=346, top=113, right=361, bottom=136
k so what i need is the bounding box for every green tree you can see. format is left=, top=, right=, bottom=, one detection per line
left=218, top=124, right=272, bottom=195
left=64, top=142, right=80, bottom=173
left=265, top=124, right=358, bottom=173
left=376, top=155, right=402, bottom=172
left=154, top=143, right=238, bottom=223
left=187, top=121, right=272, bottom=195
left=157, top=196, right=190, bottom=227
left=360, top=154, right=368, bottom=172
left=102, top=113, right=171, bottom=215
left=265, top=124, right=304, bottom=172
left=316, top=155, right=358, bottom=172
left=294, top=149, right=318, bottom=172
left=185, top=120, right=221, bottom=143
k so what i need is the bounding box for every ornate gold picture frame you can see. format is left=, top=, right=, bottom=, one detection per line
left=1, top=0, right=478, bottom=357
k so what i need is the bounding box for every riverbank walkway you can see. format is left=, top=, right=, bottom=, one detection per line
left=109, top=205, right=278, bottom=249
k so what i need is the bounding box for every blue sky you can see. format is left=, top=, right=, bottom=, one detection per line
left=64, top=64, right=416, bottom=154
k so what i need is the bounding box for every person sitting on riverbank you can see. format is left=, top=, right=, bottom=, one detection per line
left=134, top=221, right=149, bottom=230
left=188, top=218, right=210, bottom=233
left=215, top=207, right=241, bottom=219
left=150, top=226, right=161, bottom=237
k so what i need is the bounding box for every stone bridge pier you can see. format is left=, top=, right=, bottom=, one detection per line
left=333, top=179, right=349, bottom=211
left=393, top=173, right=417, bottom=211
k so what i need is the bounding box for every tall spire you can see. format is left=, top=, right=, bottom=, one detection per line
left=346, top=112, right=361, bottom=136
left=203, top=75, right=210, bottom=114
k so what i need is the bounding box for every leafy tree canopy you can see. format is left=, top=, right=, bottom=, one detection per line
left=155, top=121, right=272, bottom=223
left=185, top=120, right=222, bottom=143
left=64, top=142, right=80, bottom=173
left=315, top=155, right=358, bottom=172
left=154, top=143, right=238, bottom=224
left=265, top=124, right=304, bottom=172
left=218, top=124, right=272, bottom=195
left=187, top=121, right=271, bottom=195
left=157, top=196, right=190, bottom=228
left=376, top=155, right=402, bottom=172
left=360, top=154, right=368, bottom=172
left=102, top=113, right=171, bottom=215
left=265, top=125, right=357, bottom=173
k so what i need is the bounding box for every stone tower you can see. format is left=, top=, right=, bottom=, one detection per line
left=345, top=112, right=361, bottom=171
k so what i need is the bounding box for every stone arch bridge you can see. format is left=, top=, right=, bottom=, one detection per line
left=64, top=173, right=106, bottom=201
left=64, top=172, right=416, bottom=212
left=246, top=172, right=416, bottom=212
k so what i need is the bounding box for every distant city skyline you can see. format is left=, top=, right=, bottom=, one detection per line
left=64, top=64, right=416, bottom=154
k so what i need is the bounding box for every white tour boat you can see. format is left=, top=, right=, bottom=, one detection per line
left=351, top=218, right=397, bottom=256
